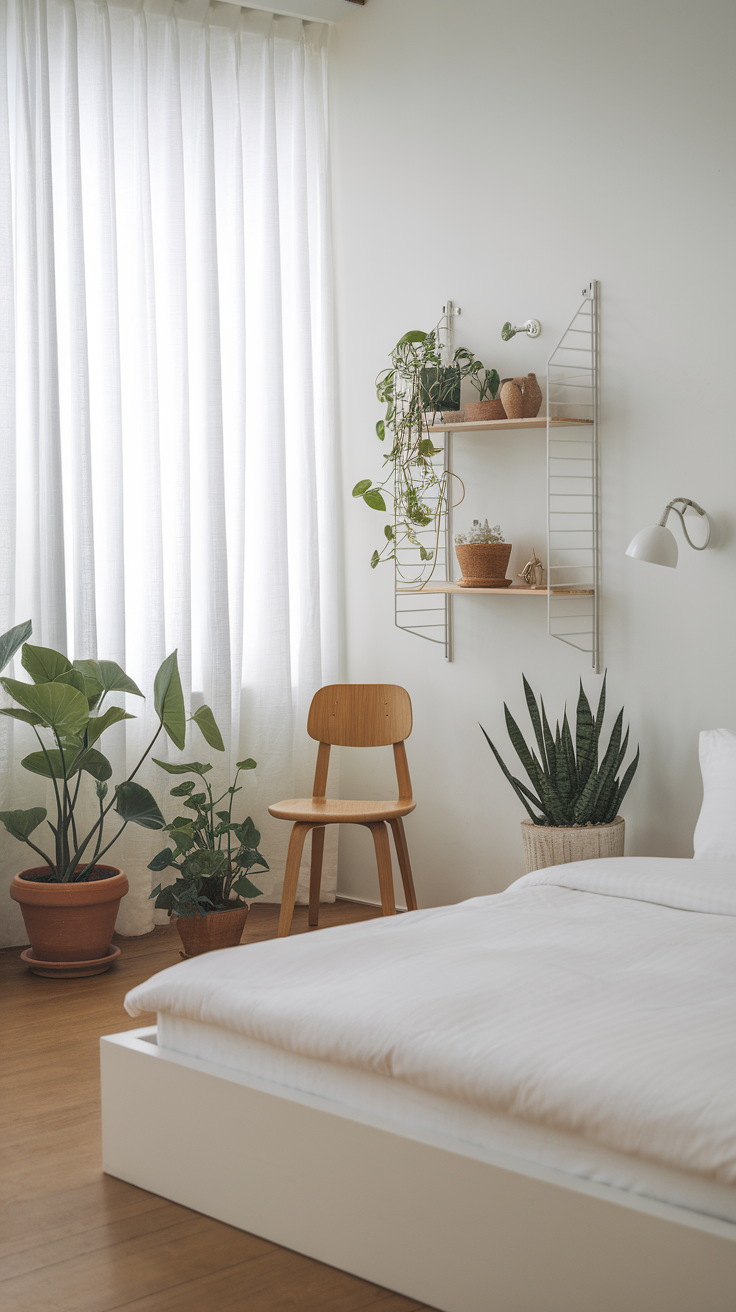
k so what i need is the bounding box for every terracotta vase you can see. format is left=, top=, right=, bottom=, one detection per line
left=464, top=399, right=507, bottom=423
left=174, top=904, right=249, bottom=958
left=455, top=542, right=513, bottom=587
left=522, top=372, right=543, bottom=418
left=500, top=379, right=524, bottom=419
left=10, top=866, right=128, bottom=977
left=520, top=816, right=625, bottom=873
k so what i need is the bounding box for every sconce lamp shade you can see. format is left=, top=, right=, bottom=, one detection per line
left=626, top=497, right=711, bottom=568
left=625, top=523, right=678, bottom=568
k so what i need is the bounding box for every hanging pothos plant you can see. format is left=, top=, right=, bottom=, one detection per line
left=353, top=326, right=483, bottom=586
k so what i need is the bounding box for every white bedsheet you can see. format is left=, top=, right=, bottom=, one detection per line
left=126, top=857, right=736, bottom=1190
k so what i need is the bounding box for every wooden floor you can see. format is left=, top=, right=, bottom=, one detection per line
left=0, top=902, right=434, bottom=1312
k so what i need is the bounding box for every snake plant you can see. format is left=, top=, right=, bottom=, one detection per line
left=481, top=674, right=640, bottom=827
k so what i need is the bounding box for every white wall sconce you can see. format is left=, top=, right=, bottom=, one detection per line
left=625, top=497, right=711, bottom=568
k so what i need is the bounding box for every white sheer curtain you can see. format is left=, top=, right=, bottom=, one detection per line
left=0, top=0, right=339, bottom=946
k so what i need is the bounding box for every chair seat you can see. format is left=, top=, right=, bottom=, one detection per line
left=268, top=797, right=417, bottom=825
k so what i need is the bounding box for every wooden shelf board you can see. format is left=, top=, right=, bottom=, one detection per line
left=426, top=416, right=593, bottom=433
left=396, top=584, right=594, bottom=596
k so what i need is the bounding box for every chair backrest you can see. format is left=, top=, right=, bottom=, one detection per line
left=307, top=684, right=412, bottom=747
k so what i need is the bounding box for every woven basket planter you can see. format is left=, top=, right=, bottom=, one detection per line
left=521, top=816, right=625, bottom=874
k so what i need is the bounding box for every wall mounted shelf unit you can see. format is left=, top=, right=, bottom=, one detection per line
left=393, top=283, right=599, bottom=668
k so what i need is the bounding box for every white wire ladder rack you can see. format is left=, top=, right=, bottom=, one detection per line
left=546, top=281, right=599, bottom=670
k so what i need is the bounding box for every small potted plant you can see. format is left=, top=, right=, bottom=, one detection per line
left=148, top=756, right=268, bottom=957
left=1, top=634, right=208, bottom=977
left=481, top=674, right=640, bottom=872
left=454, top=519, right=511, bottom=587
left=465, top=367, right=505, bottom=423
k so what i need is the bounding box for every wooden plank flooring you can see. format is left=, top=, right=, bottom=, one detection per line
left=0, top=902, right=433, bottom=1311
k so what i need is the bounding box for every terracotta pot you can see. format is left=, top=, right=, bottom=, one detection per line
left=174, top=904, right=249, bottom=957
left=10, top=866, right=128, bottom=975
left=520, top=816, right=625, bottom=874
left=500, top=379, right=524, bottom=419
left=464, top=399, right=506, bottom=423
left=455, top=542, right=512, bottom=587
left=522, top=372, right=543, bottom=418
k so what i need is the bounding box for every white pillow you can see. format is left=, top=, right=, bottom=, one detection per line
left=693, top=729, right=736, bottom=858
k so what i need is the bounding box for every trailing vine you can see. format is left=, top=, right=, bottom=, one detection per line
left=353, top=325, right=484, bottom=586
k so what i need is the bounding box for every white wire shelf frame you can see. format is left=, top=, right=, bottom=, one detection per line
left=546, top=281, right=600, bottom=670
left=393, top=285, right=600, bottom=665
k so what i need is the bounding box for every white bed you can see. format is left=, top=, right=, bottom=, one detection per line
left=105, top=854, right=736, bottom=1310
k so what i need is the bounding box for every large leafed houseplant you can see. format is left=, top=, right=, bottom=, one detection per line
left=0, top=625, right=220, bottom=976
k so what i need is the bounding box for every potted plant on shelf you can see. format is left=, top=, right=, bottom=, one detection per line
left=1, top=637, right=213, bottom=977
left=148, top=756, right=268, bottom=957
left=454, top=519, right=511, bottom=588
left=465, top=367, right=505, bottom=423
left=481, top=674, right=639, bottom=872
left=353, top=326, right=483, bottom=584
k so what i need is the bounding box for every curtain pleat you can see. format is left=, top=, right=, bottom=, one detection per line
left=0, top=0, right=337, bottom=946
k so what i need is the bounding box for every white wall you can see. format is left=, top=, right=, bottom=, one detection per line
left=328, top=0, right=736, bottom=906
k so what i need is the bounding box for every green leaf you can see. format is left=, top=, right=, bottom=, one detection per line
left=479, top=725, right=543, bottom=823
left=1, top=679, right=89, bottom=739
left=74, top=659, right=144, bottom=699
left=170, top=780, right=195, bottom=797
left=397, top=330, right=427, bottom=345
left=0, top=620, right=32, bottom=675
left=53, top=669, right=89, bottom=697
left=190, top=705, right=225, bottom=752
left=153, top=758, right=212, bottom=776
left=370, top=551, right=380, bottom=569
left=574, top=681, right=596, bottom=788
left=85, top=706, right=135, bottom=748
left=363, top=489, right=386, bottom=512
left=21, top=750, right=69, bottom=779
left=170, top=826, right=196, bottom=853
left=236, top=758, right=257, bottom=771
left=114, top=781, right=166, bottom=830
left=383, top=525, right=394, bottom=541
left=0, top=707, right=43, bottom=726
left=148, top=847, right=176, bottom=872
left=180, top=849, right=228, bottom=880
left=608, top=746, right=640, bottom=820
left=233, top=817, right=260, bottom=847
left=153, top=651, right=186, bottom=750
left=375, top=420, right=385, bottom=442
left=21, top=643, right=72, bottom=685
left=418, top=438, right=439, bottom=457
left=0, top=806, right=47, bottom=841
left=231, top=874, right=263, bottom=900
left=352, top=479, right=372, bottom=498
left=522, top=677, right=548, bottom=775
left=75, top=748, right=113, bottom=782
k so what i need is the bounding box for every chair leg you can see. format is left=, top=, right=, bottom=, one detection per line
left=367, top=821, right=396, bottom=917
left=389, top=817, right=417, bottom=911
left=309, top=826, right=325, bottom=927
left=278, top=822, right=312, bottom=938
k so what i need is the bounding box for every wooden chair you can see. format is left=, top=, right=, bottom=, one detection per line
left=268, top=684, right=418, bottom=938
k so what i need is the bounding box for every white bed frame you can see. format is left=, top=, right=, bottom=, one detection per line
left=101, top=1027, right=736, bottom=1312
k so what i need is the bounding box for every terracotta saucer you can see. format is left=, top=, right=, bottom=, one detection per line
left=20, top=944, right=121, bottom=979
left=457, top=577, right=512, bottom=588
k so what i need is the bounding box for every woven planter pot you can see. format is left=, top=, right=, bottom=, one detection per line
left=465, top=399, right=506, bottom=423
left=455, top=542, right=512, bottom=588
left=521, top=816, right=625, bottom=874
left=10, top=866, right=128, bottom=977
left=174, top=904, right=249, bottom=957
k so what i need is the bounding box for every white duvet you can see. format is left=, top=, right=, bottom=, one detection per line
left=125, top=857, right=736, bottom=1186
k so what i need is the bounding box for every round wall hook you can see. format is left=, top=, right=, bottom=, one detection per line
left=501, top=318, right=541, bottom=341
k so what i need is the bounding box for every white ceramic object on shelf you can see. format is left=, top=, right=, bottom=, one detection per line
left=520, top=815, right=625, bottom=873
